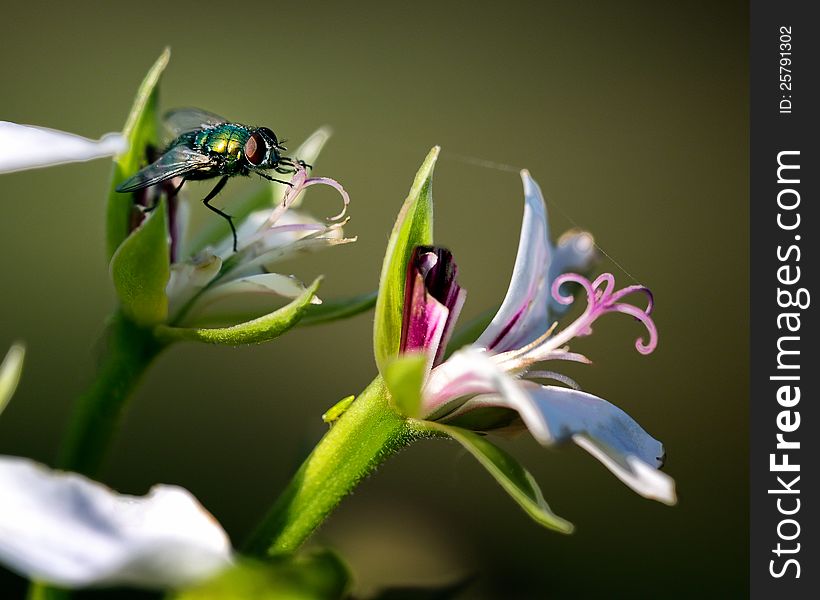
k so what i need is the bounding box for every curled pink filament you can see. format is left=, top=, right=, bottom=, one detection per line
left=551, top=273, right=658, bottom=355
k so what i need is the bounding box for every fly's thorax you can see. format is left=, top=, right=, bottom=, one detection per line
left=195, top=124, right=252, bottom=163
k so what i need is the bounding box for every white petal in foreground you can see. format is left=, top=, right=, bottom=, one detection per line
left=0, top=457, right=232, bottom=589
left=476, top=170, right=551, bottom=353
left=0, top=122, right=126, bottom=174
left=0, top=344, right=25, bottom=416
left=521, top=384, right=676, bottom=505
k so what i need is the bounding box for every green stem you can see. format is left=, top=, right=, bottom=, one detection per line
left=244, top=376, right=411, bottom=556
left=29, top=313, right=164, bottom=599
left=58, top=311, right=164, bottom=476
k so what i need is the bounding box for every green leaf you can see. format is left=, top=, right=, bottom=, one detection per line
left=156, top=277, right=321, bottom=345
left=425, top=422, right=574, bottom=533
left=110, top=199, right=170, bottom=326
left=176, top=551, right=350, bottom=600
left=298, top=290, right=377, bottom=327
left=186, top=127, right=333, bottom=255
left=106, top=48, right=170, bottom=259
left=373, top=147, right=439, bottom=374
left=0, top=343, right=25, bottom=417
left=383, top=353, right=427, bottom=417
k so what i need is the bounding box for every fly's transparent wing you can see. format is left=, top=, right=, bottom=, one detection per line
left=116, top=145, right=214, bottom=192
left=164, top=108, right=229, bottom=137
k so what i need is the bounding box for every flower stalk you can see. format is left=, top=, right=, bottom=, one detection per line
left=244, top=377, right=415, bottom=556
left=58, top=312, right=165, bottom=476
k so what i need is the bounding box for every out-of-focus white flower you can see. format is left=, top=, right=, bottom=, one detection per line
left=0, top=122, right=125, bottom=174
left=0, top=348, right=231, bottom=590
left=0, top=456, right=232, bottom=589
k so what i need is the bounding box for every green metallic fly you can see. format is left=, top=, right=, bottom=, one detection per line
left=117, top=108, right=307, bottom=251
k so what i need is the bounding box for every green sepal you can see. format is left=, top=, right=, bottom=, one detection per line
left=383, top=353, right=427, bottom=418
left=423, top=422, right=574, bottom=533
left=106, top=48, right=170, bottom=260
left=373, top=147, right=438, bottom=374
left=186, top=127, right=333, bottom=255
left=298, top=290, right=377, bottom=327
left=0, top=343, right=25, bottom=417
left=155, top=277, right=321, bottom=345
left=175, top=550, right=350, bottom=600
left=110, top=198, right=170, bottom=327
left=183, top=291, right=377, bottom=330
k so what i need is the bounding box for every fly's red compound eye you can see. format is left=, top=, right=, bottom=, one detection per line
left=244, top=132, right=267, bottom=166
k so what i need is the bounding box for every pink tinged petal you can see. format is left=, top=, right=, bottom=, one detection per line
left=0, top=456, right=232, bottom=589
left=422, top=347, right=531, bottom=421
left=0, top=122, right=126, bottom=173
left=476, top=170, right=551, bottom=353
left=519, top=384, right=676, bottom=505
left=400, top=261, right=449, bottom=358
left=399, top=247, right=466, bottom=368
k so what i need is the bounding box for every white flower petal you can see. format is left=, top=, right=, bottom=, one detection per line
left=519, top=384, right=676, bottom=505
left=476, top=170, right=551, bottom=353
left=239, top=227, right=353, bottom=278
left=166, top=253, right=223, bottom=320
left=429, top=352, right=676, bottom=505
left=212, top=209, right=342, bottom=263
left=0, top=456, right=232, bottom=589
left=0, top=344, right=25, bottom=416
left=0, top=122, right=126, bottom=174
left=195, top=273, right=321, bottom=310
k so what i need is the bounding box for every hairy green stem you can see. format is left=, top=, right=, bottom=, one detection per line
left=58, top=311, right=164, bottom=476
left=244, top=377, right=411, bottom=556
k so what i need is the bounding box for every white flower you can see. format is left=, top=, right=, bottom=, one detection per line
left=0, top=347, right=231, bottom=590
left=0, top=457, right=232, bottom=589
left=0, top=122, right=125, bottom=173
left=394, top=171, right=675, bottom=505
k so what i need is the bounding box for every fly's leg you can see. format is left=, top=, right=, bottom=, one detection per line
left=170, top=177, right=186, bottom=198
left=255, top=170, right=295, bottom=187
left=201, top=175, right=237, bottom=252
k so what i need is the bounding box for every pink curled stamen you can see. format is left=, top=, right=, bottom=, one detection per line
left=552, top=272, right=595, bottom=306
left=263, top=165, right=350, bottom=231
left=298, top=176, right=350, bottom=221
left=611, top=302, right=658, bottom=355
left=551, top=272, right=658, bottom=355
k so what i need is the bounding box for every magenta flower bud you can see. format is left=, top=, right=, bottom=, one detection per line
left=399, top=246, right=466, bottom=367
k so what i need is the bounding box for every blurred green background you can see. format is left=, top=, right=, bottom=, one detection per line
left=0, top=0, right=748, bottom=597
